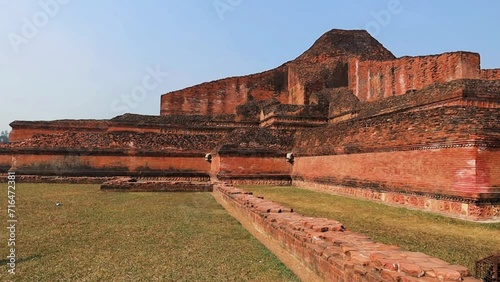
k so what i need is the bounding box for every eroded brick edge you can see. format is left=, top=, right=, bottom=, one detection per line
left=213, top=183, right=481, bottom=282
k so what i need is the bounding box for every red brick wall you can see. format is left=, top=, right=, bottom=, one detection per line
left=348, top=52, right=481, bottom=102
left=292, top=147, right=493, bottom=198
left=161, top=68, right=289, bottom=116
left=210, top=154, right=292, bottom=185
left=9, top=121, right=108, bottom=142
left=217, top=156, right=291, bottom=176
left=101, top=181, right=212, bottom=192
left=0, top=152, right=11, bottom=172
left=161, top=77, right=247, bottom=115
left=10, top=129, right=55, bottom=143
left=12, top=153, right=210, bottom=176
left=209, top=155, right=221, bottom=180
left=296, top=107, right=497, bottom=156
left=84, top=155, right=209, bottom=172
left=107, top=126, right=162, bottom=133
left=478, top=149, right=500, bottom=188
left=481, top=69, right=500, bottom=80
left=287, top=66, right=305, bottom=105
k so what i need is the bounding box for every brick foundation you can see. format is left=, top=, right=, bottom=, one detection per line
left=293, top=180, right=500, bottom=222
left=216, top=175, right=292, bottom=186
left=0, top=174, right=115, bottom=184
left=0, top=174, right=211, bottom=184
left=213, top=184, right=480, bottom=281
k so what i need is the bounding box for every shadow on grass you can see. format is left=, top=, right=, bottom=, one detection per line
left=0, top=254, right=43, bottom=265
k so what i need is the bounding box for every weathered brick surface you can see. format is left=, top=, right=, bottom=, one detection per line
left=216, top=128, right=296, bottom=152
left=295, top=106, right=499, bottom=156
left=5, top=128, right=215, bottom=175
left=348, top=52, right=481, bottom=102
left=161, top=67, right=290, bottom=116
left=290, top=102, right=500, bottom=220
left=216, top=155, right=290, bottom=174
left=214, top=184, right=480, bottom=281
left=101, top=179, right=212, bottom=192
left=481, top=69, right=500, bottom=80
left=0, top=174, right=116, bottom=184
left=109, top=113, right=250, bottom=130
left=9, top=114, right=252, bottom=142
left=293, top=180, right=500, bottom=221
left=292, top=147, right=499, bottom=197
left=10, top=153, right=210, bottom=177
left=334, top=79, right=500, bottom=122
left=9, top=120, right=108, bottom=142
left=0, top=150, right=11, bottom=173
left=161, top=29, right=395, bottom=115
left=209, top=127, right=295, bottom=185
left=9, top=131, right=221, bottom=151
left=479, top=149, right=500, bottom=188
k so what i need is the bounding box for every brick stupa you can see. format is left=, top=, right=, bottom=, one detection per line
left=2, top=29, right=499, bottom=221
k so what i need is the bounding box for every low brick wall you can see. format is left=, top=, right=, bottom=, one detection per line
left=213, top=184, right=480, bottom=282
left=293, top=180, right=500, bottom=222
left=0, top=174, right=115, bottom=184
left=216, top=175, right=292, bottom=186
left=101, top=180, right=213, bottom=192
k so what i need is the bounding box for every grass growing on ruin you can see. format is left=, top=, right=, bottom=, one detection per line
left=240, top=185, right=500, bottom=272
left=0, top=183, right=299, bottom=282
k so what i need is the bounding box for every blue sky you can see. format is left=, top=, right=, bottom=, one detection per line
left=1, top=0, right=499, bottom=131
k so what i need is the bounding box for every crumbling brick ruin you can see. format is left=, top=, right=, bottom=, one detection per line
left=1, top=29, right=499, bottom=221
left=213, top=183, right=481, bottom=281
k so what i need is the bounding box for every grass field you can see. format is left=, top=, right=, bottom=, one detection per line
left=240, top=185, right=500, bottom=272
left=0, top=183, right=299, bottom=282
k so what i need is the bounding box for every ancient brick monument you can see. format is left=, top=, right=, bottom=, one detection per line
left=1, top=29, right=499, bottom=221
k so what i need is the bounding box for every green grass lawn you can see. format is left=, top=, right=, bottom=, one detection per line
left=0, top=183, right=299, bottom=282
left=239, top=185, right=500, bottom=272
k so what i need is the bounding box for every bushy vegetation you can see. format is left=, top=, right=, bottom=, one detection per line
left=0, top=130, right=8, bottom=143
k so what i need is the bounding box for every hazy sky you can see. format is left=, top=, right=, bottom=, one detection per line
left=1, top=0, right=499, bottom=131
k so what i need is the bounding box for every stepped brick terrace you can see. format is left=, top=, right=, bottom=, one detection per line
left=1, top=29, right=499, bottom=223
